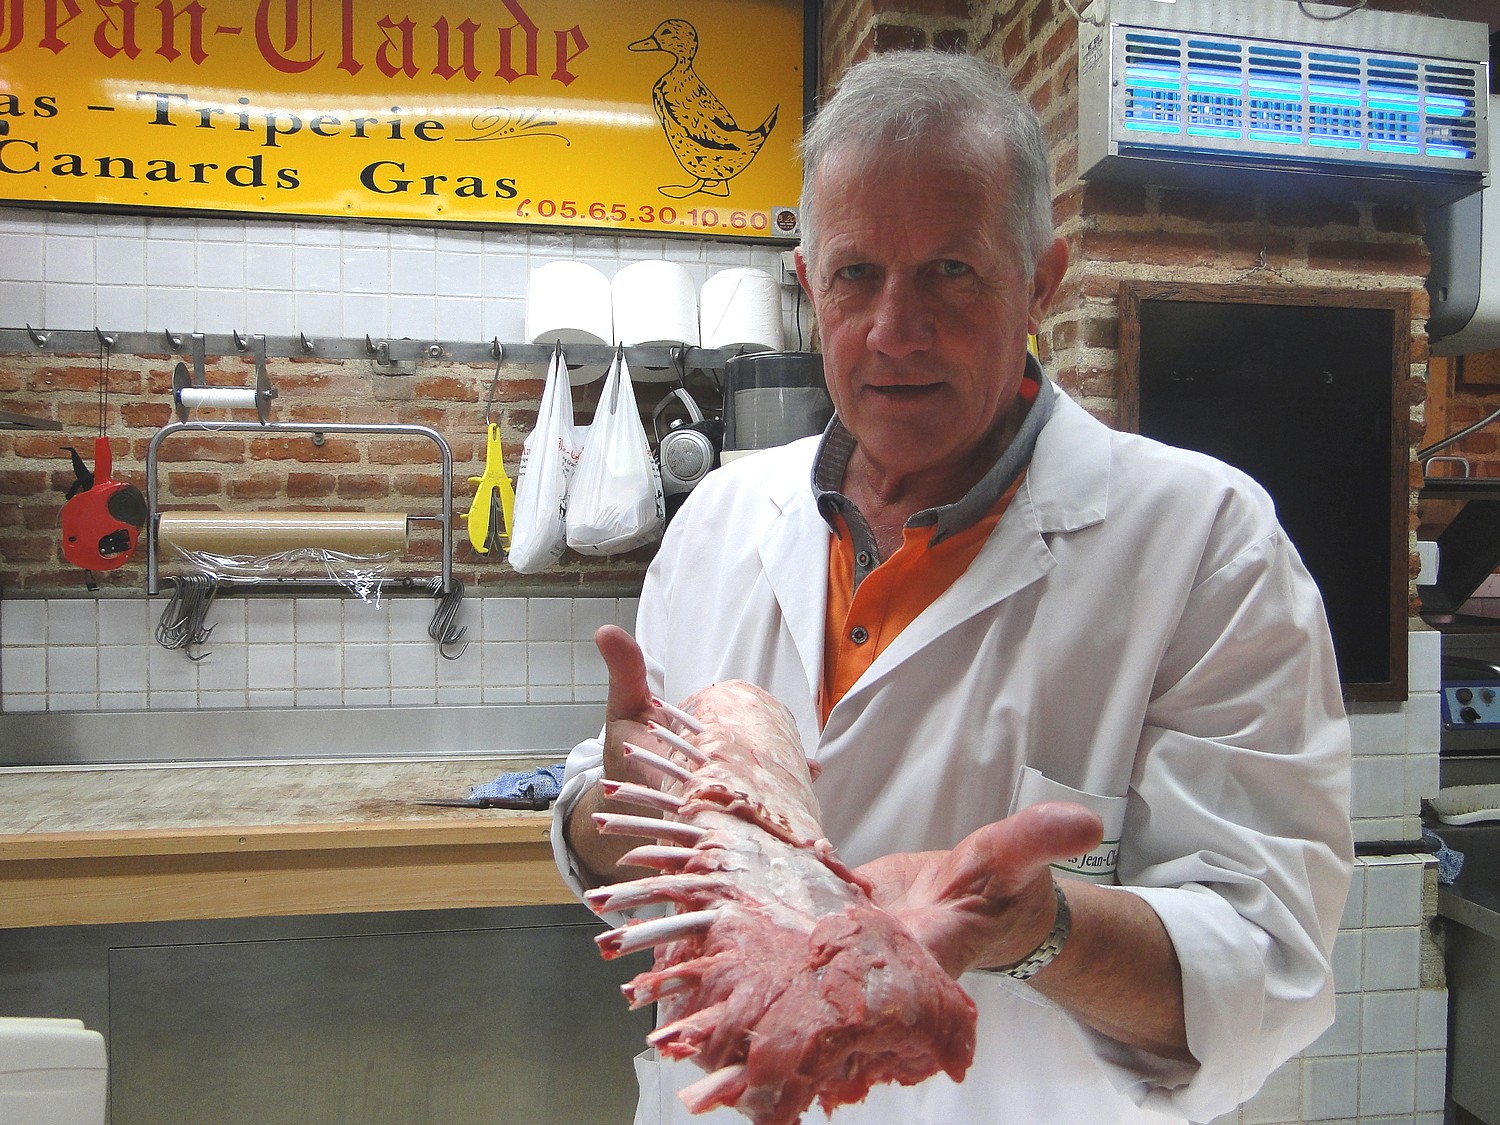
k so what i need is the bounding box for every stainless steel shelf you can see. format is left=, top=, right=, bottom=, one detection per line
left=0, top=325, right=762, bottom=370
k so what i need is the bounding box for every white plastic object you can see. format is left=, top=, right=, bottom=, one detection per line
left=0, top=1017, right=107, bottom=1125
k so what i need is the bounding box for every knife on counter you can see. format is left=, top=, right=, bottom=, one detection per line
left=412, top=796, right=554, bottom=810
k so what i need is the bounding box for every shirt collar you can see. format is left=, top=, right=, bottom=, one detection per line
left=812, top=354, right=1056, bottom=545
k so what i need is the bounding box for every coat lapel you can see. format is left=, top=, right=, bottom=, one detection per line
left=758, top=478, right=833, bottom=712
left=834, top=392, right=1115, bottom=713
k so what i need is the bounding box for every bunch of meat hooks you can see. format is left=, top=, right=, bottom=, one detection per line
left=588, top=679, right=978, bottom=1125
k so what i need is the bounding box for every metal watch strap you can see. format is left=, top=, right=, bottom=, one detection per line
left=993, top=879, right=1071, bottom=981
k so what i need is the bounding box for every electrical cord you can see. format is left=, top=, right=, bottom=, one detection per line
left=1297, top=0, right=1369, bottom=19
left=1058, top=0, right=1102, bottom=25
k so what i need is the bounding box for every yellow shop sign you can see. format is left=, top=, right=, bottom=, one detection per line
left=0, top=0, right=806, bottom=240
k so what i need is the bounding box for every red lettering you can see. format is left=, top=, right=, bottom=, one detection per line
left=0, top=0, right=21, bottom=54
left=337, top=0, right=359, bottom=76
left=433, top=16, right=480, bottom=82
left=552, top=25, right=586, bottom=86
left=95, top=0, right=141, bottom=60
left=374, top=15, right=416, bottom=79
left=41, top=0, right=83, bottom=55
left=155, top=0, right=208, bottom=65
left=495, top=0, right=537, bottom=83
left=255, top=0, right=319, bottom=74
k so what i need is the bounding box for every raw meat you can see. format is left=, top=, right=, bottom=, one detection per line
left=588, top=679, right=977, bottom=1125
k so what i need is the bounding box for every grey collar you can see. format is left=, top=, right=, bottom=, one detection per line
left=812, top=355, right=1057, bottom=571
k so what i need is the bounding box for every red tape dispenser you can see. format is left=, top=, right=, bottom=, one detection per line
left=60, top=436, right=147, bottom=572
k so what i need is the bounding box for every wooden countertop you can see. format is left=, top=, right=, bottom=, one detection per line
left=0, top=758, right=575, bottom=928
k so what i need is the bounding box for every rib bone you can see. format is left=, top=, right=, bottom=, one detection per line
left=596, top=907, right=723, bottom=958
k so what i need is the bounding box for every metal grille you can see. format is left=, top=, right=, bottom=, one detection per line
left=1119, top=29, right=1483, bottom=168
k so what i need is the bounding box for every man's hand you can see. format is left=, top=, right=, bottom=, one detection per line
left=566, top=625, right=678, bottom=887
left=862, top=802, right=1192, bottom=1061
left=856, top=801, right=1103, bottom=978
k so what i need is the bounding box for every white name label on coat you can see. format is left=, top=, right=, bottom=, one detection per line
left=1012, top=767, right=1127, bottom=885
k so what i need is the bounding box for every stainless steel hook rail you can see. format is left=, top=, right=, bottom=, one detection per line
left=1, top=326, right=759, bottom=370
left=145, top=420, right=454, bottom=597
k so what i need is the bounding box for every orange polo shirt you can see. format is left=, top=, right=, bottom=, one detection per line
left=817, top=372, right=1043, bottom=727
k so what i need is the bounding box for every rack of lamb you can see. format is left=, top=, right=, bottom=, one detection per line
left=588, top=678, right=978, bottom=1124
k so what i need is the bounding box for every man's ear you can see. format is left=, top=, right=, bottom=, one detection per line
left=1028, top=237, right=1069, bottom=333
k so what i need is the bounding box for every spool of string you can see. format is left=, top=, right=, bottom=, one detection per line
left=177, top=386, right=260, bottom=412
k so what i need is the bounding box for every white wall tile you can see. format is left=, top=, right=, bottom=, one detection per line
left=1360, top=989, right=1418, bottom=1054
left=1358, top=1051, right=1416, bottom=1117
left=46, top=599, right=97, bottom=645
left=1417, top=989, right=1447, bottom=1051
left=96, top=238, right=146, bottom=286
left=0, top=231, right=44, bottom=281
left=1347, top=703, right=1404, bottom=756
left=527, top=598, right=573, bottom=640
left=1362, top=928, right=1421, bottom=992
left=3, top=646, right=47, bottom=694
left=1303, top=1055, right=1359, bottom=1120
left=1240, top=1058, right=1301, bottom=1123
left=0, top=279, right=45, bottom=323
left=1362, top=859, right=1422, bottom=929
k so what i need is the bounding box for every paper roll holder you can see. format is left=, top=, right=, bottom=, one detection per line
left=145, top=419, right=455, bottom=599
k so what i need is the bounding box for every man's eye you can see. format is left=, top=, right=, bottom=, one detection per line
left=936, top=260, right=971, bottom=278
left=835, top=263, right=873, bottom=281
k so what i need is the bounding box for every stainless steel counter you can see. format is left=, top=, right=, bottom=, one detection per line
left=0, top=701, right=601, bottom=767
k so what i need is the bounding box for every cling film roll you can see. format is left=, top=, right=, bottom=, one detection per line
left=157, top=512, right=410, bottom=601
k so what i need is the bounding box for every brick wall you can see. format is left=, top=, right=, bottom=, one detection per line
left=0, top=347, right=649, bottom=594
left=820, top=0, right=1432, bottom=612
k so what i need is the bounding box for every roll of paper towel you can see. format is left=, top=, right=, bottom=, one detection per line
left=701, top=267, right=784, bottom=352
left=612, top=260, right=698, bottom=382
left=526, top=261, right=613, bottom=384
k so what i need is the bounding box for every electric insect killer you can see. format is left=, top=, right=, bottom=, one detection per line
left=1076, top=0, right=1490, bottom=207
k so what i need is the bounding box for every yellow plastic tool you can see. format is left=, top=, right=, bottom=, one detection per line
left=464, top=423, right=516, bottom=554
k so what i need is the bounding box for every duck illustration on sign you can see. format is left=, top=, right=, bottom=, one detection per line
left=629, top=19, right=779, bottom=199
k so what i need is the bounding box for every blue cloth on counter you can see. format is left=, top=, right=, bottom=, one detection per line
left=470, top=764, right=566, bottom=802
left=1424, top=827, right=1465, bottom=885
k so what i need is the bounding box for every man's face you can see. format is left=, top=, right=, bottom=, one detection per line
left=797, top=148, right=1065, bottom=488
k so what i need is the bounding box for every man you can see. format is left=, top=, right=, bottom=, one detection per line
left=552, top=50, right=1352, bottom=1124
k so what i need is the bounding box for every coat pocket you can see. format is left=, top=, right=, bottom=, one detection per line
left=1011, top=767, right=1127, bottom=885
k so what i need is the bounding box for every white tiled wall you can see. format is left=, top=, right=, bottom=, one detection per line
left=0, top=594, right=630, bottom=710
left=1345, top=626, right=1442, bottom=845
left=0, top=205, right=808, bottom=348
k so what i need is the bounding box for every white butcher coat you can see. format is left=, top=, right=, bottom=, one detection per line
left=553, top=382, right=1353, bottom=1124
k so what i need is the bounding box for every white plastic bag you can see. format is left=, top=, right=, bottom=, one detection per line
left=508, top=349, right=583, bottom=573
left=565, top=352, right=665, bottom=556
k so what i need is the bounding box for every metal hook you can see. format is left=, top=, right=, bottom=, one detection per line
left=164, top=328, right=183, bottom=350
left=233, top=329, right=249, bottom=352
left=670, top=344, right=689, bottom=388
left=490, top=338, right=504, bottom=361
left=428, top=579, right=469, bottom=660
left=483, top=351, right=504, bottom=425
left=25, top=324, right=47, bottom=348
left=299, top=332, right=316, bottom=354
left=94, top=327, right=115, bottom=351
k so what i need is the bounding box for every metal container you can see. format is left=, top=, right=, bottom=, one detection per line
left=721, top=352, right=832, bottom=455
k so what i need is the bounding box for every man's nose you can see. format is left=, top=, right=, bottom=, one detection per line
left=865, top=278, right=932, bottom=357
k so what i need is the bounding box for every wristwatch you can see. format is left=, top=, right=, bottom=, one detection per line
left=992, top=878, right=1071, bottom=981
